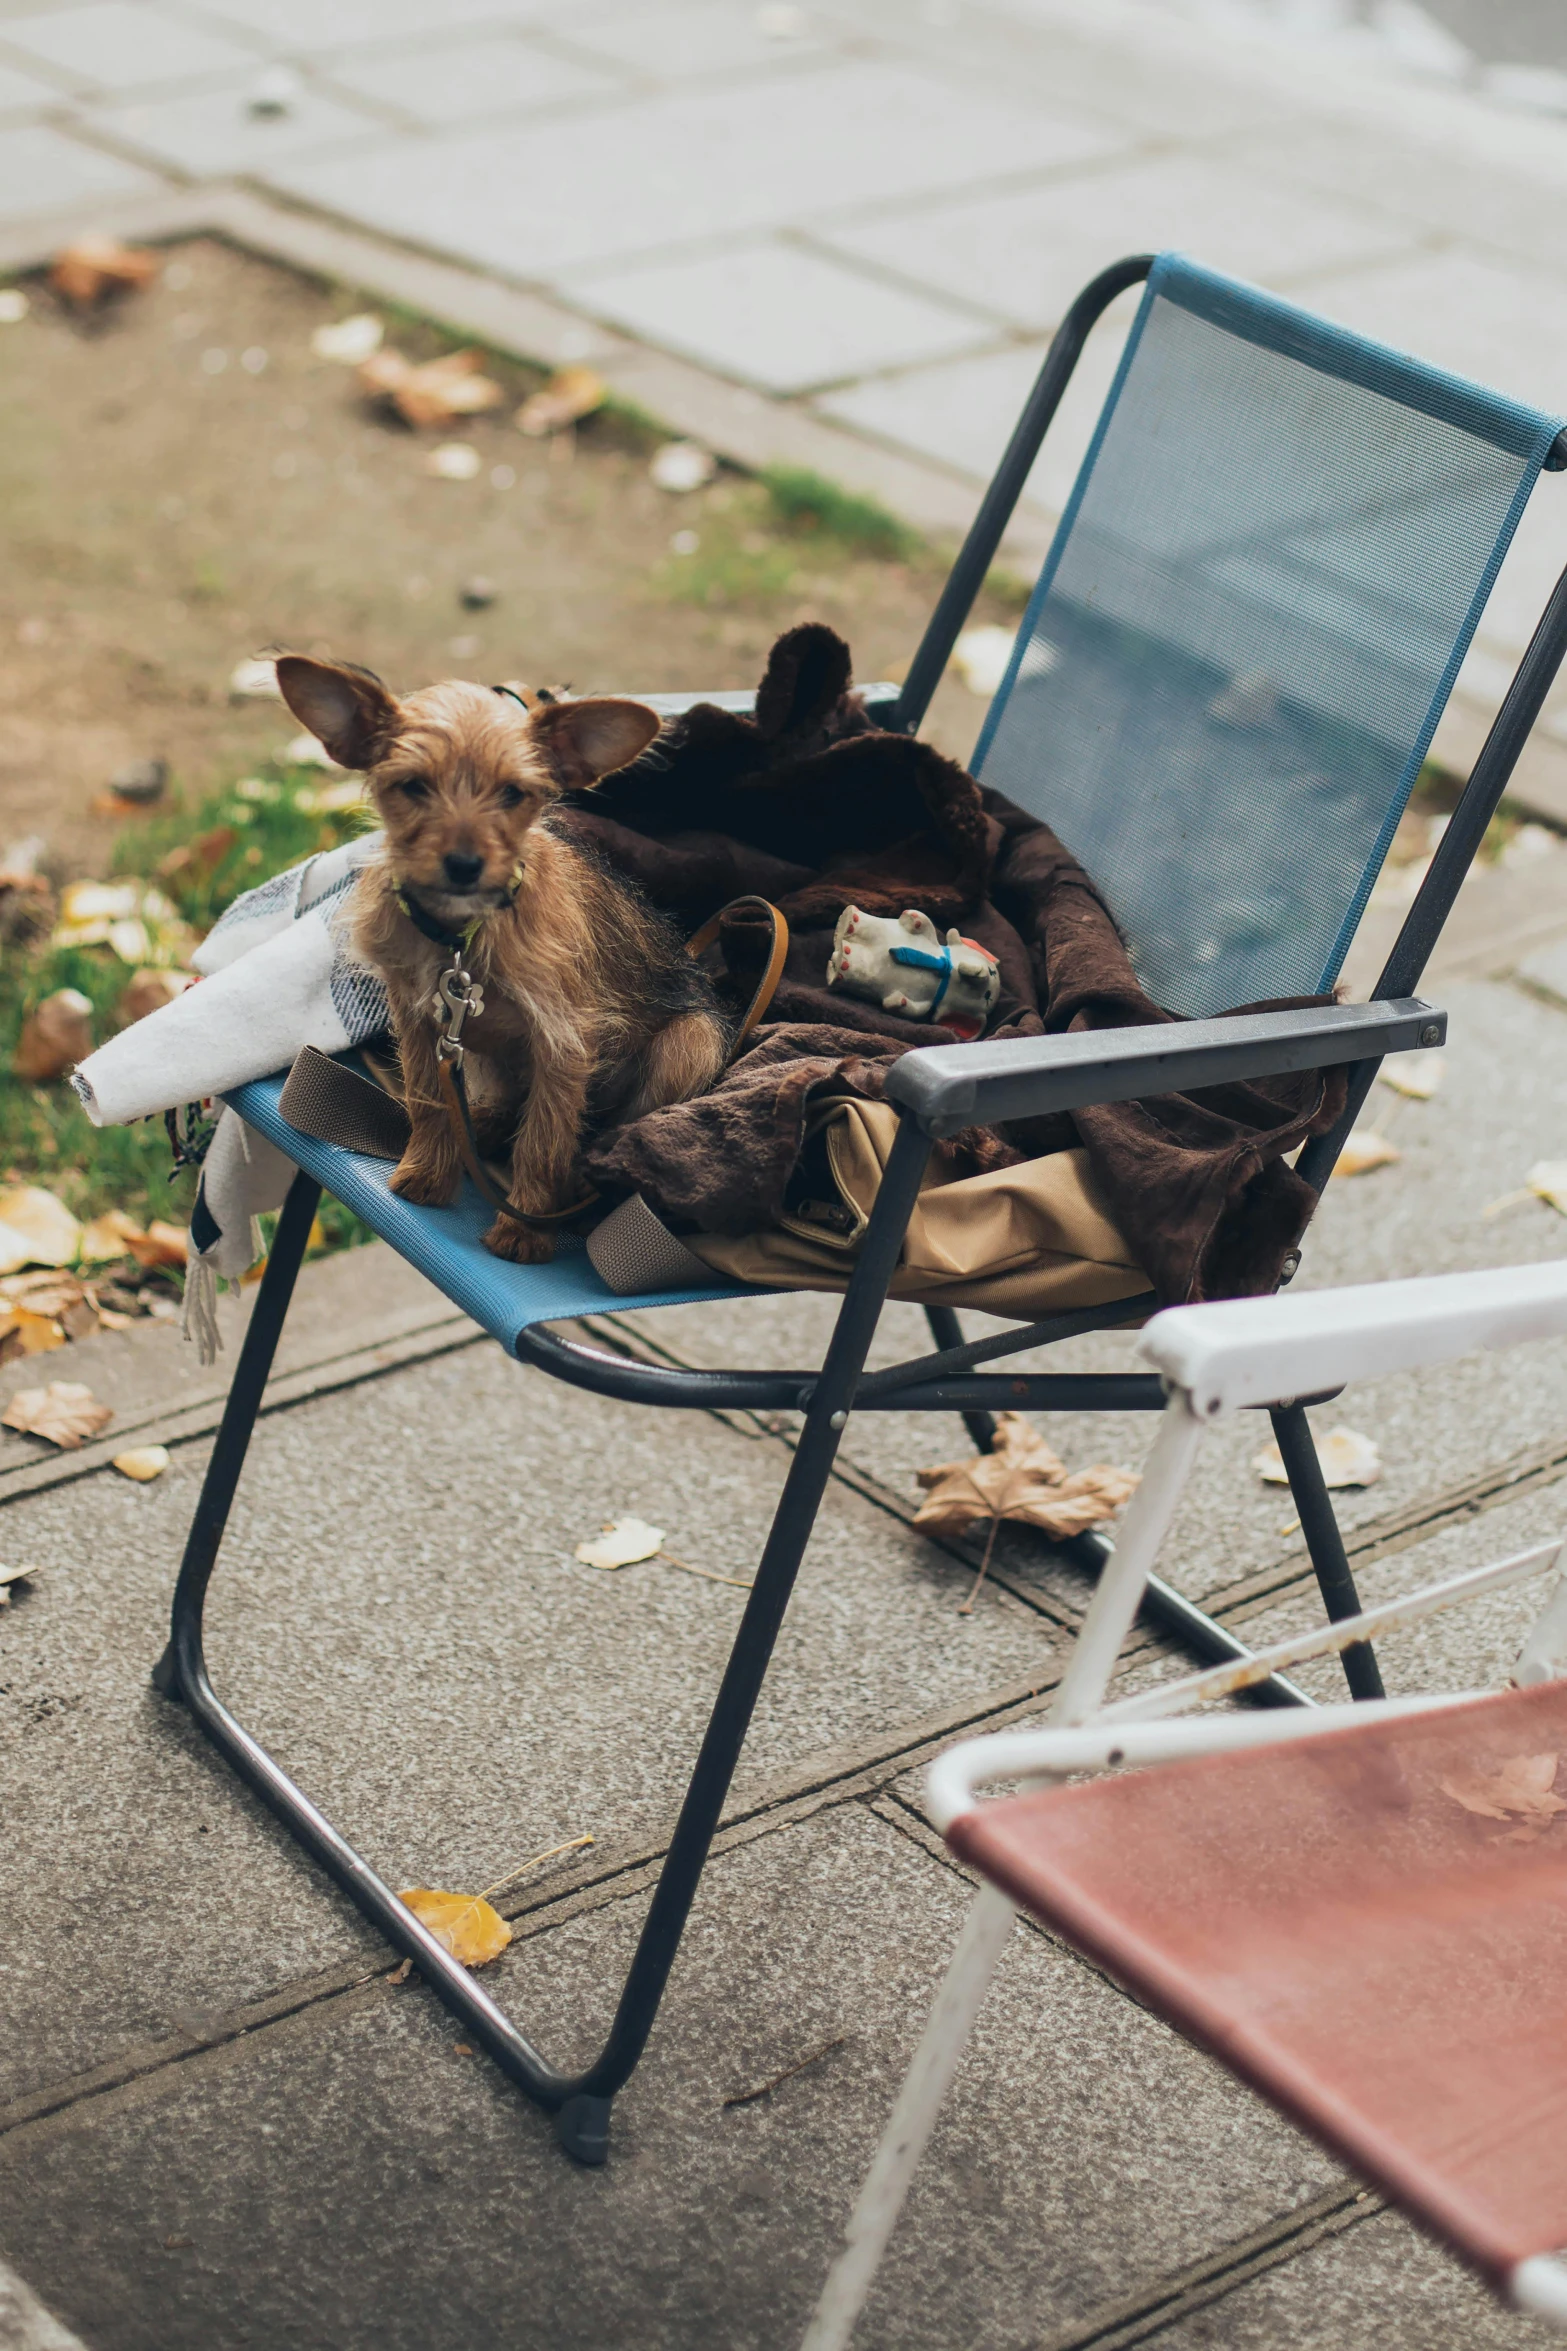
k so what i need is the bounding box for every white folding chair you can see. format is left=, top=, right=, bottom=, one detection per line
left=805, top=1261, right=1567, bottom=2348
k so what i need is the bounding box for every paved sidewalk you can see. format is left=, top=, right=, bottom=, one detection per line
left=6, top=0, right=1567, bottom=804
left=6, top=965, right=1567, bottom=2348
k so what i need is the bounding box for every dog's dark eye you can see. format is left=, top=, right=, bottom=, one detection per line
left=398, top=776, right=431, bottom=800
left=498, top=783, right=526, bottom=809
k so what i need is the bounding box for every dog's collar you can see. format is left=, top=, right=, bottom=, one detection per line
left=395, top=867, right=523, bottom=955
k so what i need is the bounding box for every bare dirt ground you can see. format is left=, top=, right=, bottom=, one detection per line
left=0, top=235, right=1000, bottom=877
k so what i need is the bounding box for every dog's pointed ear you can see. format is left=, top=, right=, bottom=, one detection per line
left=275, top=656, right=400, bottom=770
left=528, top=696, right=661, bottom=786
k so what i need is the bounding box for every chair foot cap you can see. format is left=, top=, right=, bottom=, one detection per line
left=556, top=2093, right=611, bottom=2166
left=150, top=1643, right=181, bottom=1700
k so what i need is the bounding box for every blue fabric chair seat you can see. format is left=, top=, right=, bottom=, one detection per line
left=229, top=1071, right=763, bottom=1351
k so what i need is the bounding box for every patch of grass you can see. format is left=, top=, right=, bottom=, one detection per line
left=111, top=758, right=374, bottom=931
left=2, top=760, right=378, bottom=1252
left=761, top=465, right=918, bottom=561
left=650, top=513, right=799, bottom=609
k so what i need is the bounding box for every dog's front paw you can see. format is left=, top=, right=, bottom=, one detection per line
left=390, top=1154, right=460, bottom=1208
left=483, top=1215, right=556, bottom=1264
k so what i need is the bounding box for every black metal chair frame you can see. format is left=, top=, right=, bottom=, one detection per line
left=155, top=256, right=1567, bottom=2165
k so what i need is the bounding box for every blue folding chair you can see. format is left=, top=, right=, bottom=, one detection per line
left=156, top=253, right=1567, bottom=2164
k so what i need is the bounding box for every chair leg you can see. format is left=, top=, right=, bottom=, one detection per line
left=153, top=1167, right=322, bottom=1701
left=155, top=1123, right=937, bottom=2162
left=803, top=1883, right=1018, bottom=2351
left=923, top=1304, right=997, bottom=1454
left=1269, top=1403, right=1385, bottom=1701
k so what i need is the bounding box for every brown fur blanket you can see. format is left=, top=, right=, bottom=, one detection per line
left=561, top=625, right=1343, bottom=1307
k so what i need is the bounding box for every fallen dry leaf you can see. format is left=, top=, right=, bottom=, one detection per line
left=0, top=1187, right=81, bottom=1275
left=648, top=439, right=715, bottom=493
left=312, top=312, right=382, bottom=365
left=0, top=1561, right=39, bottom=1608
left=398, top=1887, right=511, bottom=1968
left=359, top=346, right=503, bottom=429
left=1254, top=1425, right=1382, bottom=1489
left=425, top=441, right=481, bottom=480
left=113, top=1446, right=170, bottom=1482
left=1442, top=1751, right=1566, bottom=1842
left=116, top=967, right=194, bottom=1026
left=913, top=1413, right=1138, bottom=1544
left=157, top=826, right=237, bottom=885
left=13, top=987, right=93, bottom=1081
left=515, top=365, right=604, bottom=438
left=1528, top=1162, right=1567, bottom=1215
left=49, top=236, right=158, bottom=307
left=3, top=1380, right=113, bottom=1450
left=1379, top=1050, right=1445, bottom=1101
left=1332, top=1127, right=1401, bottom=1178
left=951, top=625, right=1020, bottom=698
left=78, top=1208, right=147, bottom=1264
left=0, top=865, right=53, bottom=949
left=7, top=1309, right=64, bottom=1358
left=126, top=1221, right=188, bottom=1271
left=229, top=656, right=280, bottom=700
left=576, top=1516, right=665, bottom=1570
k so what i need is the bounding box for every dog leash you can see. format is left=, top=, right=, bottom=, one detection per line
left=414, top=887, right=790, bottom=1231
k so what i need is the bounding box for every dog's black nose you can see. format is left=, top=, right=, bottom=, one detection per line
left=443, top=853, right=484, bottom=890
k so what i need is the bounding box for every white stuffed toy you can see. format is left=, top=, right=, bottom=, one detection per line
left=827, top=905, right=1000, bottom=1040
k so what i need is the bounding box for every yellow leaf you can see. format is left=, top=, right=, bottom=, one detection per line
left=399, top=1887, right=511, bottom=1968
left=78, top=1208, right=147, bottom=1264
left=912, top=1413, right=1137, bottom=1542
left=1254, top=1425, right=1381, bottom=1489
left=1528, top=1162, right=1567, bottom=1216
left=2, top=1380, right=113, bottom=1449
left=113, top=1446, right=170, bottom=1482
left=1379, top=1050, right=1444, bottom=1101
left=13, top=1308, right=64, bottom=1355
left=0, top=1186, right=81, bottom=1275
left=576, top=1516, right=664, bottom=1569
left=126, top=1220, right=187, bottom=1270
left=515, top=366, right=605, bottom=438
left=1331, top=1128, right=1401, bottom=1178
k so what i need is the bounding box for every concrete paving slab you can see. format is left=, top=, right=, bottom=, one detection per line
left=0, top=1309, right=1055, bottom=2099
left=0, top=55, right=71, bottom=111
left=1239, top=1473, right=1567, bottom=1705
left=82, top=75, right=391, bottom=176
left=0, top=2, right=258, bottom=94
left=0, top=1804, right=1339, bottom=2351
left=565, top=0, right=848, bottom=83
left=0, top=1235, right=470, bottom=1491
left=265, top=58, right=1127, bottom=284
left=1145, top=2204, right=1559, bottom=2350
left=177, top=0, right=514, bottom=52
left=819, top=150, right=1421, bottom=334
left=0, top=120, right=161, bottom=222
left=564, top=234, right=993, bottom=395
left=1305, top=243, right=1567, bottom=419
left=816, top=307, right=1130, bottom=506
left=320, top=30, right=621, bottom=127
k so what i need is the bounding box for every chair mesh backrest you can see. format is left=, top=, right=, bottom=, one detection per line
left=974, top=256, right=1561, bottom=1016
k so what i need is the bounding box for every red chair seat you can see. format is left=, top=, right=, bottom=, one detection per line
left=949, top=1682, right=1567, bottom=2284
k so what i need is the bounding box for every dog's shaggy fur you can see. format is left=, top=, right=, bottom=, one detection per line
left=276, top=655, right=729, bottom=1262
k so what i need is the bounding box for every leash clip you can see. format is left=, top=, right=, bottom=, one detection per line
left=433, top=960, right=484, bottom=1064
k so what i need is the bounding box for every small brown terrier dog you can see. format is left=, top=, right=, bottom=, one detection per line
left=276, top=655, right=729, bottom=1262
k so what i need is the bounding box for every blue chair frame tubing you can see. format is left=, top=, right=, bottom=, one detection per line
left=154, top=257, right=1567, bottom=2163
